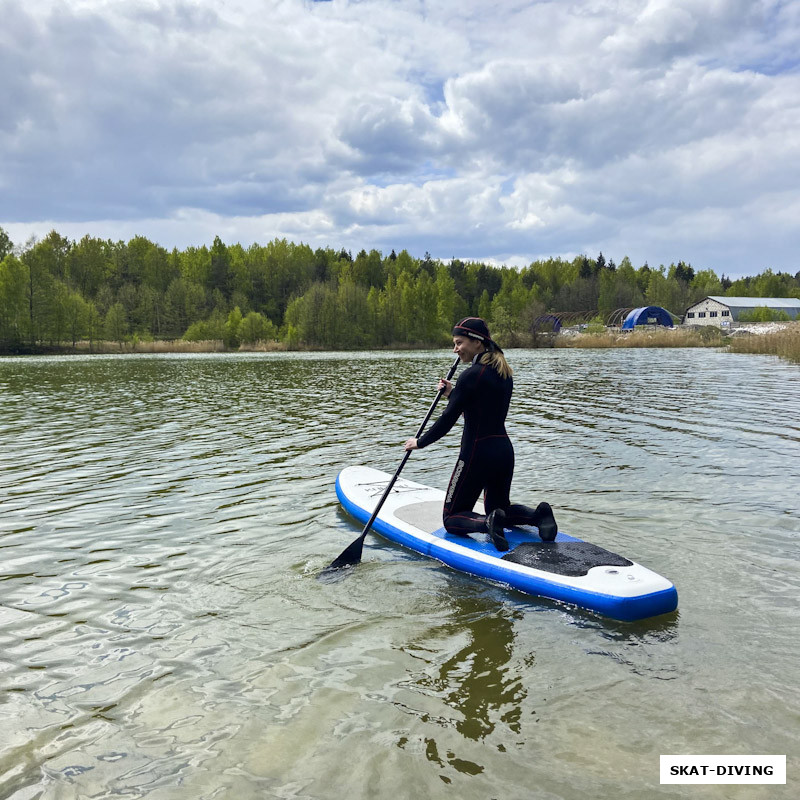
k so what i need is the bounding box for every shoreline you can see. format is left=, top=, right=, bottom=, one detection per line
left=2, top=322, right=798, bottom=362
left=0, top=339, right=442, bottom=357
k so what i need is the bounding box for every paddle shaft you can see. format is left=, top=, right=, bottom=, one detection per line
left=326, top=355, right=460, bottom=570
left=359, top=354, right=460, bottom=536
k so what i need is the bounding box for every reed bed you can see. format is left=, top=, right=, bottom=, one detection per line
left=727, top=323, right=800, bottom=362
left=68, top=339, right=291, bottom=354
left=73, top=339, right=226, bottom=354
left=23, top=325, right=800, bottom=364
left=555, top=327, right=724, bottom=349
left=237, top=340, right=288, bottom=352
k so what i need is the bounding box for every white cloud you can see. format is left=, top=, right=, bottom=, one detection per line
left=1, top=0, right=799, bottom=276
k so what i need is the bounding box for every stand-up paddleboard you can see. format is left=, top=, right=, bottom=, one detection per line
left=336, top=466, right=678, bottom=622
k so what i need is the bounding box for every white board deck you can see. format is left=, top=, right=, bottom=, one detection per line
left=336, top=465, right=678, bottom=622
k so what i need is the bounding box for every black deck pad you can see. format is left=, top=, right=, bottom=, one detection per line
left=501, top=541, right=633, bottom=577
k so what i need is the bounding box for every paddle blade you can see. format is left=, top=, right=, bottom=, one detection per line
left=321, top=533, right=366, bottom=575
left=316, top=562, right=354, bottom=583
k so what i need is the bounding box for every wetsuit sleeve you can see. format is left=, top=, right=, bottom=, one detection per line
left=416, top=369, right=474, bottom=448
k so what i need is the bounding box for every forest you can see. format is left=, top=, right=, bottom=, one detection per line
left=1, top=226, right=799, bottom=353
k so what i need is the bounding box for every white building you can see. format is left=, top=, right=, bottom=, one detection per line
left=683, top=296, right=800, bottom=327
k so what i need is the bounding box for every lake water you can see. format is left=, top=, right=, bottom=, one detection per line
left=1, top=348, right=798, bottom=799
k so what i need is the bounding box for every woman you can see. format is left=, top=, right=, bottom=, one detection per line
left=404, top=317, right=557, bottom=551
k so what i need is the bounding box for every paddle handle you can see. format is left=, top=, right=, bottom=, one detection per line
left=359, top=355, right=460, bottom=536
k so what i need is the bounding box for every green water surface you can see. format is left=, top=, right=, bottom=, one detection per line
left=1, top=349, right=798, bottom=799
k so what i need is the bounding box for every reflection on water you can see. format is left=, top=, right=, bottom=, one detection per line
left=1, top=349, right=799, bottom=799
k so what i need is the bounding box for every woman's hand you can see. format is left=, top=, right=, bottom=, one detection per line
left=404, top=438, right=419, bottom=451
left=438, top=378, right=453, bottom=397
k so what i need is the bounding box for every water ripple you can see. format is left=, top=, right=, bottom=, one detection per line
left=1, top=349, right=798, bottom=799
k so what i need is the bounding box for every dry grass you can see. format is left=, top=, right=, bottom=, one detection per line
left=555, top=327, right=724, bottom=349
left=556, top=322, right=800, bottom=363
left=32, top=326, right=800, bottom=364
left=67, top=338, right=290, bottom=354
left=238, top=340, right=289, bottom=352
left=727, top=323, right=800, bottom=362
left=73, top=339, right=226, bottom=353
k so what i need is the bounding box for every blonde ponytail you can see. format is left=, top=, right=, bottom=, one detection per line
left=480, top=350, right=512, bottom=379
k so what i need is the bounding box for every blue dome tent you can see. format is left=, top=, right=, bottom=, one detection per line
left=621, top=306, right=674, bottom=330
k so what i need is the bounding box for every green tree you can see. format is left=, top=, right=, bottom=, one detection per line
left=228, top=243, right=252, bottom=300
left=0, top=227, right=13, bottom=260
left=477, top=289, right=492, bottom=321
left=50, top=282, right=72, bottom=345
left=420, top=251, right=435, bottom=277
left=285, top=282, right=327, bottom=345
left=123, top=235, right=165, bottom=289
left=132, top=284, right=165, bottom=336
left=135, top=237, right=174, bottom=293
left=182, top=312, right=225, bottom=342
left=578, top=255, right=595, bottom=279
left=63, top=289, right=90, bottom=348
left=11, top=226, right=799, bottom=353
left=37, top=231, right=72, bottom=282
left=739, top=306, right=791, bottom=322
left=95, top=284, right=115, bottom=316
left=391, top=249, right=418, bottom=280
left=351, top=248, right=384, bottom=287
left=254, top=238, right=316, bottom=321
left=283, top=278, right=370, bottom=348
left=164, top=278, right=206, bottom=338
left=21, top=238, right=57, bottom=346
left=375, top=276, right=401, bottom=345
left=0, top=254, right=28, bottom=347
left=597, top=257, right=644, bottom=316
left=674, top=261, right=695, bottom=285
left=636, top=262, right=652, bottom=294
left=239, top=311, right=276, bottom=343
left=335, top=281, right=370, bottom=347
left=646, top=267, right=683, bottom=314
left=689, top=269, right=722, bottom=304
left=413, top=271, right=439, bottom=343
left=180, top=245, right=211, bottom=287
left=490, top=272, right=530, bottom=343
left=105, top=302, right=129, bottom=348
left=752, top=268, right=792, bottom=297
left=117, top=282, right=139, bottom=325
left=68, top=235, right=111, bottom=298
left=223, top=306, right=243, bottom=348
left=397, top=271, right=416, bottom=342
left=210, top=236, right=232, bottom=299
left=85, top=301, right=102, bottom=351
left=435, top=264, right=457, bottom=336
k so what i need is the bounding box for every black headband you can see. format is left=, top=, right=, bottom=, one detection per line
left=453, top=326, right=485, bottom=341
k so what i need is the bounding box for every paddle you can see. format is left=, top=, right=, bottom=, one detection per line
left=323, top=355, right=461, bottom=573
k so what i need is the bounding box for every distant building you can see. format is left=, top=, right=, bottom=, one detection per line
left=683, top=296, right=800, bottom=327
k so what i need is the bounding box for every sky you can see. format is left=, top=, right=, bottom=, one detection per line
left=2, top=0, right=799, bottom=278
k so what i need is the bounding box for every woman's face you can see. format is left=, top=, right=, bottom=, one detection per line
left=452, top=335, right=484, bottom=362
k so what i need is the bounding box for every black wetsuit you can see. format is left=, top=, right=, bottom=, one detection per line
left=417, top=354, right=535, bottom=535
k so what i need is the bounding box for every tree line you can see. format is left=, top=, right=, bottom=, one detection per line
left=1, top=226, right=798, bottom=352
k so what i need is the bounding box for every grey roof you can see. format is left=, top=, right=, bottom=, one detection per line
left=705, top=296, right=800, bottom=309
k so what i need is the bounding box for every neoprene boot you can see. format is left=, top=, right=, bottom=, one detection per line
left=535, top=502, right=557, bottom=542
left=506, top=502, right=558, bottom=542
left=485, top=508, right=509, bottom=551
